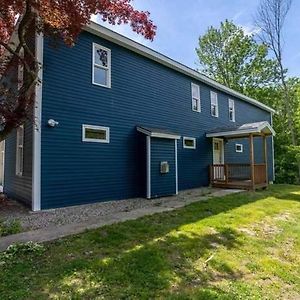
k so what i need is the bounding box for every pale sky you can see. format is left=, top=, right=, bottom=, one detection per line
left=94, top=0, right=300, bottom=77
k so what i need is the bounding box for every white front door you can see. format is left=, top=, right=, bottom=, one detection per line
left=213, top=138, right=224, bottom=180
left=0, top=141, right=4, bottom=186
left=213, top=138, right=224, bottom=164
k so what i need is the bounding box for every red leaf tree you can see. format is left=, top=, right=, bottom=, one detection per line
left=0, top=0, right=156, bottom=140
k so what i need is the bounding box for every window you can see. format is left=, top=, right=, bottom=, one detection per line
left=235, top=144, right=243, bottom=153
left=92, top=43, right=111, bottom=88
left=18, top=48, right=24, bottom=90
left=191, top=83, right=201, bottom=112
left=229, top=99, right=235, bottom=122
left=211, top=91, right=219, bottom=117
left=82, top=125, right=110, bottom=143
left=183, top=137, right=196, bottom=149
left=16, top=125, right=24, bottom=176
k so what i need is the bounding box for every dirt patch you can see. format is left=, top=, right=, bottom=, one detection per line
left=238, top=228, right=257, bottom=237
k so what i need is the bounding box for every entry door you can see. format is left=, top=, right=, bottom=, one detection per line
left=213, top=139, right=224, bottom=180
left=0, top=141, right=4, bottom=186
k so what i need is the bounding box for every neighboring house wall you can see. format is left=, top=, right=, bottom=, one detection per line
left=4, top=122, right=33, bottom=205
left=0, top=141, right=4, bottom=186
left=40, top=31, right=274, bottom=209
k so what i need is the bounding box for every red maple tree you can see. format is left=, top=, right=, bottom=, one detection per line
left=0, top=0, right=156, bottom=140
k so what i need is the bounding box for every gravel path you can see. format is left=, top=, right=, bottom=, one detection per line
left=0, top=187, right=215, bottom=231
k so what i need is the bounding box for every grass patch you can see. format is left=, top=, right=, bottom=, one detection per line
left=0, top=219, right=22, bottom=237
left=0, top=185, right=299, bottom=299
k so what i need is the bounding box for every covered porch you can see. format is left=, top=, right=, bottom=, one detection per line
left=206, top=121, right=275, bottom=190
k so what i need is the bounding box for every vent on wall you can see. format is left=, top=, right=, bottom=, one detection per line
left=160, top=161, right=169, bottom=174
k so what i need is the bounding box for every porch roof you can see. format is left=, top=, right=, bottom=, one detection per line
left=137, top=126, right=181, bottom=140
left=206, top=121, right=275, bottom=138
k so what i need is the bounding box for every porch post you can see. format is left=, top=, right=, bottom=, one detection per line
left=249, top=134, right=255, bottom=189
left=263, top=135, right=268, bottom=184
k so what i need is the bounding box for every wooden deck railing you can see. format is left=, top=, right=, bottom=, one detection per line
left=209, top=163, right=267, bottom=189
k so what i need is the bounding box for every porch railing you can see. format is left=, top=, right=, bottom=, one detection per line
left=209, top=163, right=267, bottom=188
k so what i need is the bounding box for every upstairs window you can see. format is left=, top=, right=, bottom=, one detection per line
left=229, top=99, right=235, bottom=122
left=82, top=124, right=110, bottom=143
left=183, top=137, right=196, bottom=149
left=92, top=43, right=111, bottom=88
left=211, top=91, right=219, bottom=117
left=191, top=83, right=201, bottom=112
left=16, top=125, right=24, bottom=176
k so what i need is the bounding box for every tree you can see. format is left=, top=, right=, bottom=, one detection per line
left=254, top=0, right=300, bottom=181
left=196, top=20, right=279, bottom=100
left=0, top=0, right=156, bottom=141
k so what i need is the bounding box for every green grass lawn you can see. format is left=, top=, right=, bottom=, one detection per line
left=1, top=185, right=300, bottom=299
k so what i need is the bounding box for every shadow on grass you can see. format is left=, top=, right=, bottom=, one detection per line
left=1, top=185, right=298, bottom=299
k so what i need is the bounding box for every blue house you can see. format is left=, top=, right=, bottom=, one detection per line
left=1, top=22, right=276, bottom=211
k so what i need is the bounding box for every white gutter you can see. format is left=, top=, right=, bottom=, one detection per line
left=85, top=21, right=275, bottom=114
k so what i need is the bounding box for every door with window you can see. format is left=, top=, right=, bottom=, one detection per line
left=213, top=139, right=224, bottom=180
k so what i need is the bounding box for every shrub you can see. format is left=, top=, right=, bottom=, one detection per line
left=0, top=219, right=22, bottom=237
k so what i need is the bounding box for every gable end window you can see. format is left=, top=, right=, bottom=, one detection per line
left=16, top=125, right=24, bottom=176
left=191, top=83, right=201, bottom=112
left=229, top=99, right=235, bottom=122
left=211, top=91, right=219, bottom=117
left=183, top=137, right=196, bottom=149
left=92, top=43, right=111, bottom=88
left=235, top=144, right=243, bottom=153
left=82, top=125, right=110, bottom=143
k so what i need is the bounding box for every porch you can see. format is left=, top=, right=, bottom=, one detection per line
left=209, top=163, right=268, bottom=190
left=206, top=121, right=275, bottom=190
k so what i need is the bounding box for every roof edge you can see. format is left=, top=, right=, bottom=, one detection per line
left=85, top=21, right=276, bottom=114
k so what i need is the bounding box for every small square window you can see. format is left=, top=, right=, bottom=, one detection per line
left=82, top=125, right=110, bottom=143
left=183, top=137, right=196, bottom=149
left=235, top=144, right=243, bottom=153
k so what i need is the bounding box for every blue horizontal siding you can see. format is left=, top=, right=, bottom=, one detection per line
left=151, top=138, right=176, bottom=198
left=41, top=31, right=274, bottom=209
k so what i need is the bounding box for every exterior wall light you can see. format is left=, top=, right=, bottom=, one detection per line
left=47, top=119, right=59, bottom=127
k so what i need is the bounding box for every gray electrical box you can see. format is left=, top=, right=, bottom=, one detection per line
left=160, top=161, right=169, bottom=174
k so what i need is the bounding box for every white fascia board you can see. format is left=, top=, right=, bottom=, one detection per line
left=206, top=129, right=259, bottom=138
left=258, top=122, right=276, bottom=136
left=137, top=127, right=181, bottom=140
left=85, top=22, right=275, bottom=114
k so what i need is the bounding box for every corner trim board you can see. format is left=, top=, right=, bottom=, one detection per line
left=32, top=32, right=43, bottom=211
left=175, top=139, right=178, bottom=194
left=146, top=136, right=151, bottom=199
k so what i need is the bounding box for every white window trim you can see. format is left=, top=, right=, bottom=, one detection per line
left=16, top=125, right=24, bottom=176
left=82, top=124, right=110, bottom=143
left=191, top=83, right=201, bottom=113
left=17, top=48, right=24, bottom=91
left=92, top=43, right=111, bottom=88
left=229, top=98, right=235, bottom=122
left=211, top=91, right=219, bottom=117
left=183, top=137, right=196, bottom=149
left=235, top=143, right=243, bottom=153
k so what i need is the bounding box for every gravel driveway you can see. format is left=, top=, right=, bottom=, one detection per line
left=0, top=187, right=214, bottom=231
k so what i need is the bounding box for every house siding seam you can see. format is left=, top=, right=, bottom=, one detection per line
left=40, top=31, right=274, bottom=209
